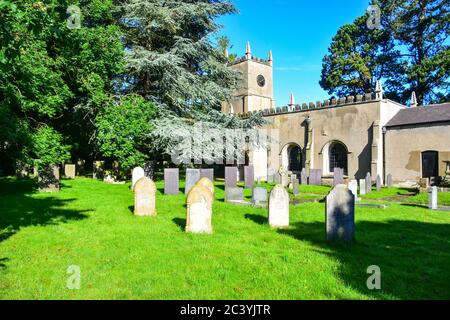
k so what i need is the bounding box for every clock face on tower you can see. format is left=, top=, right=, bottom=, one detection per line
left=257, top=74, right=266, bottom=87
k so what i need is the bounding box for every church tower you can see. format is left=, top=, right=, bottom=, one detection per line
left=222, top=42, right=274, bottom=114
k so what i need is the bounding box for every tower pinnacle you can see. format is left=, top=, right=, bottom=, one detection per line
left=246, top=41, right=252, bottom=60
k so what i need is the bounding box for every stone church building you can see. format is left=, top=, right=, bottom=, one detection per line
left=221, top=43, right=450, bottom=185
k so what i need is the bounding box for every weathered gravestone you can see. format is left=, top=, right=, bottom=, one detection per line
left=64, top=164, right=76, bottom=179
left=365, top=172, right=372, bottom=193
left=268, top=185, right=289, bottom=228
left=386, top=174, right=393, bottom=188
left=132, top=167, right=145, bottom=190
left=244, top=166, right=255, bottom=188
left=38, top=165, right=60, bottom=193
left=293, top=179, right=300, bottom=196
left=300, top=168, right=308, bottom=185
left=309, top=169, right=322, bottom=185
left=185, top=169, right=201, bottom=194
left=281, top=173, right=289, bottom=188
left=76, top=159, right=85, bottom=176
left=225, top=167, right=238, bottom=188
left=164, top=168, right=179, bottom=195
left=200, top=168, right=214, bottom=183
left=359, top=179, right=367, bottom=195
left=15, top=161, right=29, bottom=178
left=326, top=184, right=355, bottom=243
left=196, top=177, right=214, bottom=195
left=134, top=177, right=156, bottom=217
left=348, top=180, right=358, bottom=201
left=290, top=174, right=297, bottom=185
left=225, top=187, right=244, bottom=203
left=376, top=175, right=382, bottom=191
left=186, top=185, right=213, bottom=234
left=267, top=168, right=275, bottom=183
left=274, top=172, right=281, bottom=184
left=93, top=161, right=105, bottom=179
left=428, top=186, right=438, bottom=210
left=252, top=187, right=268, bottom=206
left=333, top=168, right=344, bottom=186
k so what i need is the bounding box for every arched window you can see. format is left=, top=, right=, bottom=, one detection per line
left=288, top=145, right=302, bottom=173
left=329, top=142, right=348, bottom=175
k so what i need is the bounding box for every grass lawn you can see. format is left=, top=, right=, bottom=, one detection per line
left=0, top=177, right=449, bottom=300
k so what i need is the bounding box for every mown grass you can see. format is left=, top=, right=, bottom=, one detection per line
left=0, top=177, right=449, bottom=300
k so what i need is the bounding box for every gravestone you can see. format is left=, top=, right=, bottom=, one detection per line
left=290, top=174, right=297, bottom=185
left=365, top=172, right=372, bottom=193
left=281, top=173, right=289, bottom=188
left=112, top=161, right=120, bottom=179
left=15, top=161, right=29, bottom=179
left=376, top=175, right=382, bottom=191
left=252, top=187, right=268, bottom=205
left=386, top=174, right=393, bottom=188
left=333, top=168, right=344, bottom=186
left=93, top=161, right=105, bottom=179
left=244, top=166, right=255, bottom=188
left=428, top=186, right=438, bottom=210
left=267, top=168, right=275, bottom=183
left=164, top=168, right=179, bottom=195
left=348, top=180, right=358, bottom=201
left=64, top=164, right=76, bottom=179
left=132, top=167, right=145, bottom=190
left=38, top=165, right=60, bottom=193
left=292, top=179, right=300, bottom=196
left=359, top=179, right=367, bottom=195
left=309, top=169, right=322, bottom=185
left=186, top=185, right=213, bottom=234
left=200, top=168, right=214, bottom=183
left=185, top=169, right=201, bottom=194
left=326, top=184, right=355, bottom=243
left=134, top=177, right=156, bottom=216
left=225, top=187, right=244, bottom=203
left=274, top=173, right=282, bottom=184
left=196, top=177, right=214, bottom=195
left=225, top=167, right=238, bottom=188
left=268, top=185, right=289, bottom=228
left=76, top=159, right=85, bottom=176
left=300, top=169, right=308, bottom=185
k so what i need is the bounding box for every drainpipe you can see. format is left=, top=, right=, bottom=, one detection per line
left=382, top=126, right=387, bottom=184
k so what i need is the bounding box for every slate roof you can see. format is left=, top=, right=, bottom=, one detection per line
left=385, top=103, right=450, bottom=127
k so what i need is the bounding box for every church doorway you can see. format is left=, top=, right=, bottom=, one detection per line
left=422, top=151, right=439, bottom=178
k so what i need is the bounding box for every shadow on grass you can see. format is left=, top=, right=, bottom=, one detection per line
left=244, top=214, right=267, bottom=225
left=400, top=203, right=429, bottom=209
left=0, top=257, right=9, bottom=270
left=173, top=218, right=186, bottom=232
left=276, top=219, right=450, bottom=299
left=0, top=178, right=91, bottom=247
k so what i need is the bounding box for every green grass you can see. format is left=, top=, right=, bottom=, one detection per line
left=0, top=177, right=449, bottom=300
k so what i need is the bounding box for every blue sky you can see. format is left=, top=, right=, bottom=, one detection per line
left=217, top=0, right=371, bottom=107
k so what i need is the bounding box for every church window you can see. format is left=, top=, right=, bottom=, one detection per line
left=329, top=142, right=348, bottom=175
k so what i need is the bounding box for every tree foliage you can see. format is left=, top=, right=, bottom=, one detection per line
left=320, top=0, right=449, bottom=105
left=96, top=95, right=156, bottom=171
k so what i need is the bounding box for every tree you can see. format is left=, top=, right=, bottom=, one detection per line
left=119, top=0, right=264, bottom=167
left=95, top=95, right=157, bottom=171
left=0, top=0, right=124, bottom=174
left=320, top=15, right=405, bottom=101
left=373, top=0, right=449, bottom=105
left=320, top=0, right=449, bottom=105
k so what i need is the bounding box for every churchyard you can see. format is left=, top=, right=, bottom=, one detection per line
left=1, top=167, right=449, bottom=300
